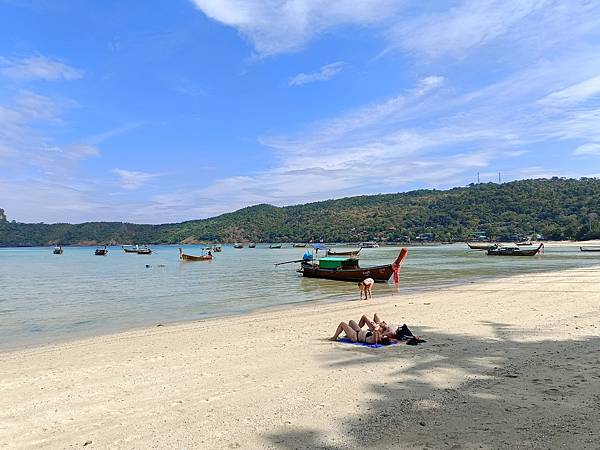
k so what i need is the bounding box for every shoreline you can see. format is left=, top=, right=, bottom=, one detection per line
left=2, top=265, right=600, bottom=448
left=2, top=240, right=600, bottom=354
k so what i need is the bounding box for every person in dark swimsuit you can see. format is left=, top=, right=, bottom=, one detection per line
left=331, top=320, right=384, bottom=344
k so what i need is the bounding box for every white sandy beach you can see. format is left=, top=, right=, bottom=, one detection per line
left=1, top=264, right=600, bottom=449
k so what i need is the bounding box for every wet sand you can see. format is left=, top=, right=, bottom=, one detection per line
left=1, top=265, right=600, bottom=449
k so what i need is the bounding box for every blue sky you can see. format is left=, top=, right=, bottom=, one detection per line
left=1, top=0, right=600, bottom=223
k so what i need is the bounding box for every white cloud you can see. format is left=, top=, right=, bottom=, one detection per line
left=113, top=169, right=160, bottom=190
left=574, top=143, right=600, bottom=156
left=0, top=56, right=83, bottom=81
left=539, top=75, right=600, bottom=108
left=288, top=61, right=345, bottom=86
left=390, top=0, right=547, bottom=58
left=189, top=0, right=403, bottom=56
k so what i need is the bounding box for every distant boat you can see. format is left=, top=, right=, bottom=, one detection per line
left=179, top=247, right=213, bottom=261
left=53, top=246, right=63, bottom=255
left=249, top=243, right=256, bottom=248
left=269, top=244, right=282, bottom=249
left=467, top=242, right=495, bottom=250
left=298, top=248, right=408, bottom=282
left=487, top=243, right=544, bottom=256
left=123, top=245, right=152, bottom=254
left=326, top=247, right=362, bottom=257
left=234, top=243, right=244, bottom=249
left=516, top=239, right=533, bottom=246
left=293, top=243, right=307, bottom=248
left=95, top=245, right=108, bottom=256
left=360, top=241, right=379, bottom=248
left=580, top=246, right=600, bottom=252
left=213, top=245, right=222, bottom=252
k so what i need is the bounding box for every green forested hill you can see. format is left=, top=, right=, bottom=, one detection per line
left=2, top=178, right=600, bottom=246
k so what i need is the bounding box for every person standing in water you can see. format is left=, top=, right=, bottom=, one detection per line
left=358, top=278, right=374, bottom=300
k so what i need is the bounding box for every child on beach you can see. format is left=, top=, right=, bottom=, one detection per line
left=358, top=278, right=374, bottom=300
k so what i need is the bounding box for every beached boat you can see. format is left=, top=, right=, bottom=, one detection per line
left=233, top=243, right=244, bottom=249
left=179, top=248, right=213, bottom=261
left=249, top=243, right=256, bottom=248
left=269, top=244, right=282, bottom=249
left=298, top=248, right=408, bottom=282
left=326, top=247, right=362, bottom=257
left=487, top=243, right=544, bottom=256
left=467, top=242, right=496, bottom=250
left=580, top=246, right=600, bottom=252
left=95, top=246, right=108, bottom=256
left=53, top=246, right=63, bottom=254
left=360, top=241, right=379, bottom=248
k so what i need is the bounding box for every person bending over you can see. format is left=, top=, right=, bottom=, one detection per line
left=358, top=277, right=374, bottom=300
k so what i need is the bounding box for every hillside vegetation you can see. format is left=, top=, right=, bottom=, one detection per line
left=1, top=178, right=600, bottom=246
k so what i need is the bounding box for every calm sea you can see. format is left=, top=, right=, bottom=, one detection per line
left=1, top=243, right=598, bottom=351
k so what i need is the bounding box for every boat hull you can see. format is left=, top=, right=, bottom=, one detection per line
left=326, top=248, right=361, bottom=257
left=487, top=243, right=544, bottom=256
left=299, top=263, right=394, bottom=282
left=467, top=242, right=495, bottom=250
left=580, top=246, right=600, bottom=252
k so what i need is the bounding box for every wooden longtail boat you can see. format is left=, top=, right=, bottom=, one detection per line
left=487, top=243, right=544, bottom=256
left=298, top=248, right=408, bottom=282
left=516, top=240, right=533, bottom=246
left=234, top=243, right=244, bottom=249
left=269, top=244, right=282, bottom=249
left=213, top=245, right=222, bottom=252
left=53, top=246, right=63, bottom=254
left=179, top=248, right=213, bottom=261
left=136, top=248, right=152, bottom=255
left=123, top=245, right=152, bottom=254
left=326, top=247, right=362, bottom=257
left=249, top=243, right=256, bottom=248
left=95, top=246, right=108, bottom=256
left=580, top=246, right=600, bottom=252
left=293, top=243, right=307, bottom=247
left=467, top=242, right=495, bottom=250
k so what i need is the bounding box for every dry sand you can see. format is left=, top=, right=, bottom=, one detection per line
left=1, top=265, right=600, bottom=449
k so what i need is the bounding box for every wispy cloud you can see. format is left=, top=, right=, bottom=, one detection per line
left=112, top=168, right=161, bottom=190
left=0, top=55, right=83, bottom=81
left=189, top=0, right=403, bottom=56
left=288, top=61, right=345, bottom=86
left=574, top=143, right=600, bottom=156
left=539, top=75, right=600, bottom=108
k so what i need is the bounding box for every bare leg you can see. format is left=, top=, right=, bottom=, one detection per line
left=332, top=322, right=358, bottom=341
left=359, top=315, right=378, bottom=330
left=348, top=320, right=361, bottom=332
left=373, top=313, right=382, bottom=323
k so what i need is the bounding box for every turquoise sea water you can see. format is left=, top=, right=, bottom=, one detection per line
left=1, top=243, right=599, bottom=351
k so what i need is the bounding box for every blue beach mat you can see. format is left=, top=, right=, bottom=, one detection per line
left=337, top=337, right=400, bottom=348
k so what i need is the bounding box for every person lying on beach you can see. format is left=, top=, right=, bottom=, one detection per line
left=358, top=314, right=415, bottom=340
left=331, top=320, right=390, bottom=345
left=358, top=278, right=374, bottom=300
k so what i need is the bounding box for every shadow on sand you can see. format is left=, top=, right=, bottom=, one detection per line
left=265, top=321, right=600, bottom=449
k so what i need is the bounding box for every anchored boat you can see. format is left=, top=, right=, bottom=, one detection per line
left=487, top=243, right=544, bottom=256
left=95, top=245, right=108, bottom=256
left=179, top=247, right=213, bottom=261
left=298, top=248, right=408, bottom=282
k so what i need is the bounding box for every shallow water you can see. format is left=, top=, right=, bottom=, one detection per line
left=0, top=243, right=598, bottom=351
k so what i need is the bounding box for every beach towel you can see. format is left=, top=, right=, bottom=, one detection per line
left=337, top=338, right=400, bottom=348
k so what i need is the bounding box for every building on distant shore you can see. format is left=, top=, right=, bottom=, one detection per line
left=0, top=208, right=6, bottom=223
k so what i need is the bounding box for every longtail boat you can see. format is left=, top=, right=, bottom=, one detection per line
left=269, top=244, right=282, bottom=249
left=53, top=246, right=63, bottom=254
left=326, top=247, right=362, bottom=257
left=234, top=243, right=244, bottom=249
left=95, top=245, right=108, bottom=256
left=293, top=243, right=307, bottom=247
left=487, top=243, right=544, bottom=256
left=136, top=247, right=152, bottom=255
left=249, top=243, right=256, bottom=248
left=467, top=242, right=495, bottom=250
left=298, top=248, right=408, bottom=282
left=580, top=246, right=600, bottom=252
left=179, top=247, right=213, bottom=261
left=516, top=240, right=533, bottom=246
left=123, top=245, right=152, bottom=254
left=213, top=245, right=222, bottom=252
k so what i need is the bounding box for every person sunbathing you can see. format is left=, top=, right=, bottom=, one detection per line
left=331, top=320, right=389, bottom=344
left=358, top=313, right=414, bottom=340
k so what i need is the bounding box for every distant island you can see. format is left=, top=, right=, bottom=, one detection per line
left=1, top=178, right=599, bottom=246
